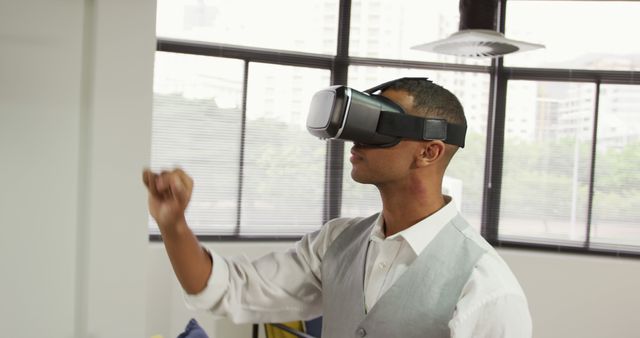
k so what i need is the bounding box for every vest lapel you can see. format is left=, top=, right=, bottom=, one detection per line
left=321, top=214, right=378, bottom=336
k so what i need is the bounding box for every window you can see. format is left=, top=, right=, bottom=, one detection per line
left=240, top=64, right=329, bottom=235
left=152, top=52, right=244, bottom=234
left=151, top=54, right=330, bottom=236
left=349, top=0, right=489, bottom=66
left=493, top=1, right=640, bottom=255
left=156, top=0, right=339, bottom=55
left=500, top=81, right=595, bottom=244
left=152, top=0, right=640, bottom=256
left=504, top=1, right=640, bottom=71
left=591, top=85, right=640, bottom=249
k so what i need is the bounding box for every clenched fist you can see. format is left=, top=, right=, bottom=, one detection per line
left=142, top=168, right=194, bottom=231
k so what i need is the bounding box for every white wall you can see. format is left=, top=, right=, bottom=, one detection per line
left=500, top=248, right=640, bottom=338
left=147, top=243, right=640, bottom=338
left=0, top=1, right=156, bottom=337
left=0, top=1, right=84, bottom=336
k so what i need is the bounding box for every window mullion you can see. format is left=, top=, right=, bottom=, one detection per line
left=481, top=58, right=507, bottom=242
left=481, top=0, right=507, bottom=242
left=585, top=81, right=601, bottom=249
left=235, top=60, right=250, bottom=236
left=322, top=0, right=352, bottom=224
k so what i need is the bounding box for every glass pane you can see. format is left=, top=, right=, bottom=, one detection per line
left=505, top=1, right=640, bottom=71
left=151, top=52, right=244, bottom=234
left=342, top=67, right=490, bottom=232
left=240, top=63, right=330, bottom=235
left=500, top=81, right=596, bottom=244
left=349, top=0, right=489, bottom=66
left=156, top=0, right=339, bottom=55
left=591, top=85, right=640, bottom=249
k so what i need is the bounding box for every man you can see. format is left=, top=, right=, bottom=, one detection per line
left=143, top=78, right=532, bottom=337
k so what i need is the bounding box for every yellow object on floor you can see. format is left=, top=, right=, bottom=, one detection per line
left=265, top=321, right=306, bottom=338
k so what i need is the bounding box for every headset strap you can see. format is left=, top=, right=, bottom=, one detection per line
left=364, top=77, right=432, bottom=94
left=377, top=111, right=466, bottom=148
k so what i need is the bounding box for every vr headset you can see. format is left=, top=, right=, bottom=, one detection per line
left=306, top=77, right=466, bottom=148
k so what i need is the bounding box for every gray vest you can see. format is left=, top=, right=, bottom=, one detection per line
left=321, top=213, right=485, bottom=338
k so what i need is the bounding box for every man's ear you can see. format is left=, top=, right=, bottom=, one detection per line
left=416, top=140, right=445, bottom=167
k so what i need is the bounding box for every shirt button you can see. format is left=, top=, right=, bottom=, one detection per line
left=378, top=262, right=387, bottom=269
left=357, top=327, right=367, bottom=337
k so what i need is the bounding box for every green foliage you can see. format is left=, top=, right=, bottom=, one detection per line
left=595, top=142, right=640, bottom=193
left=500, top=136, right=640, bottom=223
left=592, top=143, right=640, bottom=223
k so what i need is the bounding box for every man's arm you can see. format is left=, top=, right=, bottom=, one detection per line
left=143, top=168, right=212, bottom=294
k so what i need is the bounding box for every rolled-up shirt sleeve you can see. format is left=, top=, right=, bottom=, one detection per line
left=182, top=217, right=360, bottom=324
left=184, top=249, right=230, bottom=311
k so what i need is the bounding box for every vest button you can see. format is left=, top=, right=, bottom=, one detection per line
left=357, top=327, right=367, bottom=337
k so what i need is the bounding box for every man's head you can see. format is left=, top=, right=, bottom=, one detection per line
left=380, top=78, right=465, bottom=126
left=380, top=78, right=466, bottom=162
left=350, top=78, right=465, bottom=189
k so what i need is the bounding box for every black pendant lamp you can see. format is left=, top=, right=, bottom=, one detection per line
left=412, top=0, right=544, bottom=58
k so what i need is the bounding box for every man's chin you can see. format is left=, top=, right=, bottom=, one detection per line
left=350, top=170, right=371, bottom=184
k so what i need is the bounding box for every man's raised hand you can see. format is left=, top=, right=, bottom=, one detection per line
left=142, top=168, right=193, bottom=231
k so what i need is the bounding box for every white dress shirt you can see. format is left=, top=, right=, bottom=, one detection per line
left=184, top=199, right=532, bottom=337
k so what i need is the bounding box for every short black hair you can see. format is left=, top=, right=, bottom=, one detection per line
left=383, top=78, right=467, bottom=128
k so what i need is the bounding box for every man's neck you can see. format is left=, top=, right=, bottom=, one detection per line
left=378, top=180, right=445, bottom=237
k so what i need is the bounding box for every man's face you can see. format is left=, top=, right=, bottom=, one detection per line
left=349, top=89, right=423, bottom=186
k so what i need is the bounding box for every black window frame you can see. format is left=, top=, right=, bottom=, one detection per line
left=150, top=0, right=640, bottom=258
left=484, top=0, right=640, bottom=258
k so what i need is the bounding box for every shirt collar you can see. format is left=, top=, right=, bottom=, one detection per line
left=369, top=196, right=459, bottom=256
